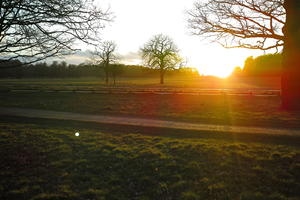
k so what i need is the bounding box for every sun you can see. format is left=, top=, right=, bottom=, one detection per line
left=197, top=59, right=238, bottom=78
left=193, top=48, right=248, bottom=78
left=201, top=65, right=234, bottom=78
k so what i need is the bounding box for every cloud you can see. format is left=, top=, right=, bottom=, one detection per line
left=44, top=50, right=92, bottom=65
left=46, top=50, right=142, bottom=66
left=118, top=51, right=142, bottom=65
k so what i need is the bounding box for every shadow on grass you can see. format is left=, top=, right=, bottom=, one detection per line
left=1, top=115, right=300, bottom=147
left=1, top=115, right=300, bottom=200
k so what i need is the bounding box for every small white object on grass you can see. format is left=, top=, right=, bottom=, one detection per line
left=75, top=132, right=80, bottom=137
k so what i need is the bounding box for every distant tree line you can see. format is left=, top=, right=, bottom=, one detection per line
left=0, top=60, right=198, bottom=80
left=231, top=54, right=282, bottom=77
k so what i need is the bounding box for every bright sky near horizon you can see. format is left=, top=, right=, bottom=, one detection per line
left=91, top=0, right=264, bottom=77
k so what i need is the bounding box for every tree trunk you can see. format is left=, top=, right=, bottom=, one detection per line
left=160, top=71, right=165, bottom=84
left=103, top=63, right=109, bottom=84
left=105, top=71, right=109, bottom=84
left=281, top=0, right=300, bottom=110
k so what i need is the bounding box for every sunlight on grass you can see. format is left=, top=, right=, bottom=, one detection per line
left=0, top=76, right=281, bottom=89
left=1, top=91, right=300, bottom=129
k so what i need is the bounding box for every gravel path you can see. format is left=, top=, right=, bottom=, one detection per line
left=1, top=107, right=299, bottom=136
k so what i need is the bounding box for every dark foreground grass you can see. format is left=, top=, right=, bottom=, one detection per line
left=1, top=118, right=300, bottom=200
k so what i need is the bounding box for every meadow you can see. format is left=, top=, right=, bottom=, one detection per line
left=1, top=0, right=300, bottom=199
left=1, top=77, right=300, bottom=200
left=1, top=117, right=300, bottom=200
left=1, top=89, right=300, bottom=129
left=1, top=77, right=296, bottom=129
left=0, top=76, right=281, bottom=90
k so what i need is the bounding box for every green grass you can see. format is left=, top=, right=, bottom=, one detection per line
left=1, top=92, right=300, bottom=129
left=1, top=77, right=298, bottom=199
left=0, top=76, right=281, bottom=90
left=1, top=118, right=300, bottom=200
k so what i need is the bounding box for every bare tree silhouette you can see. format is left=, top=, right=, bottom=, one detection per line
left=188, top=0, right=300, bottom=110
left=188, top=0, right=285, bottom=51
left=92, top=41, right=118, bottom=84
left=0, top=0, right=112, bottom=67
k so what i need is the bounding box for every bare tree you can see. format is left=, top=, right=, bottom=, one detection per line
left=188, top=0, right=285, bottom=51
left=188, top=0, right=300, bottom=110
left=0, top=0, right=112, bottom=67
left=111, top=64, right=123, bottom=85
left=93, top=41, right=117, bottom=84
left=141, top=34, right=183, bottom=84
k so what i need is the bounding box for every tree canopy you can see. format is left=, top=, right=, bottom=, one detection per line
left=141, top=34, right=183, bottom=84
left=92, top=41, right=118, bottom=84
left=0, top=0, right=112, bottom=66
left=188, top=0, right=285, bottom=51
left=243, top=54, right=282, bottom=76
left=93, top=41, right=118, bottom=67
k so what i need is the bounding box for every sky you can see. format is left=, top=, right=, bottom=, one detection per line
left=76, top=0, right=264, bottom=77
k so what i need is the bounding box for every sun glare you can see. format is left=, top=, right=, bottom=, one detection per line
left=203, top=67, right=233, bottom=78
left=198, top=61, right=236, bottom=78
left=190, top=47, right=253, bottom=78
left=93, top=0, right=264, bottom=79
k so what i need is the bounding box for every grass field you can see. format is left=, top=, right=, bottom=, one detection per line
left=1, top=91, right=300, bottom=129
left=0, top=76, right=281, bottom=90
left=1, top=118, right=300, bottom=200
left=1, top=77, right=300, bottom=200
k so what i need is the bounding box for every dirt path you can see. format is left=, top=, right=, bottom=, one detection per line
left=1, top=107, right=299, bottom=136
